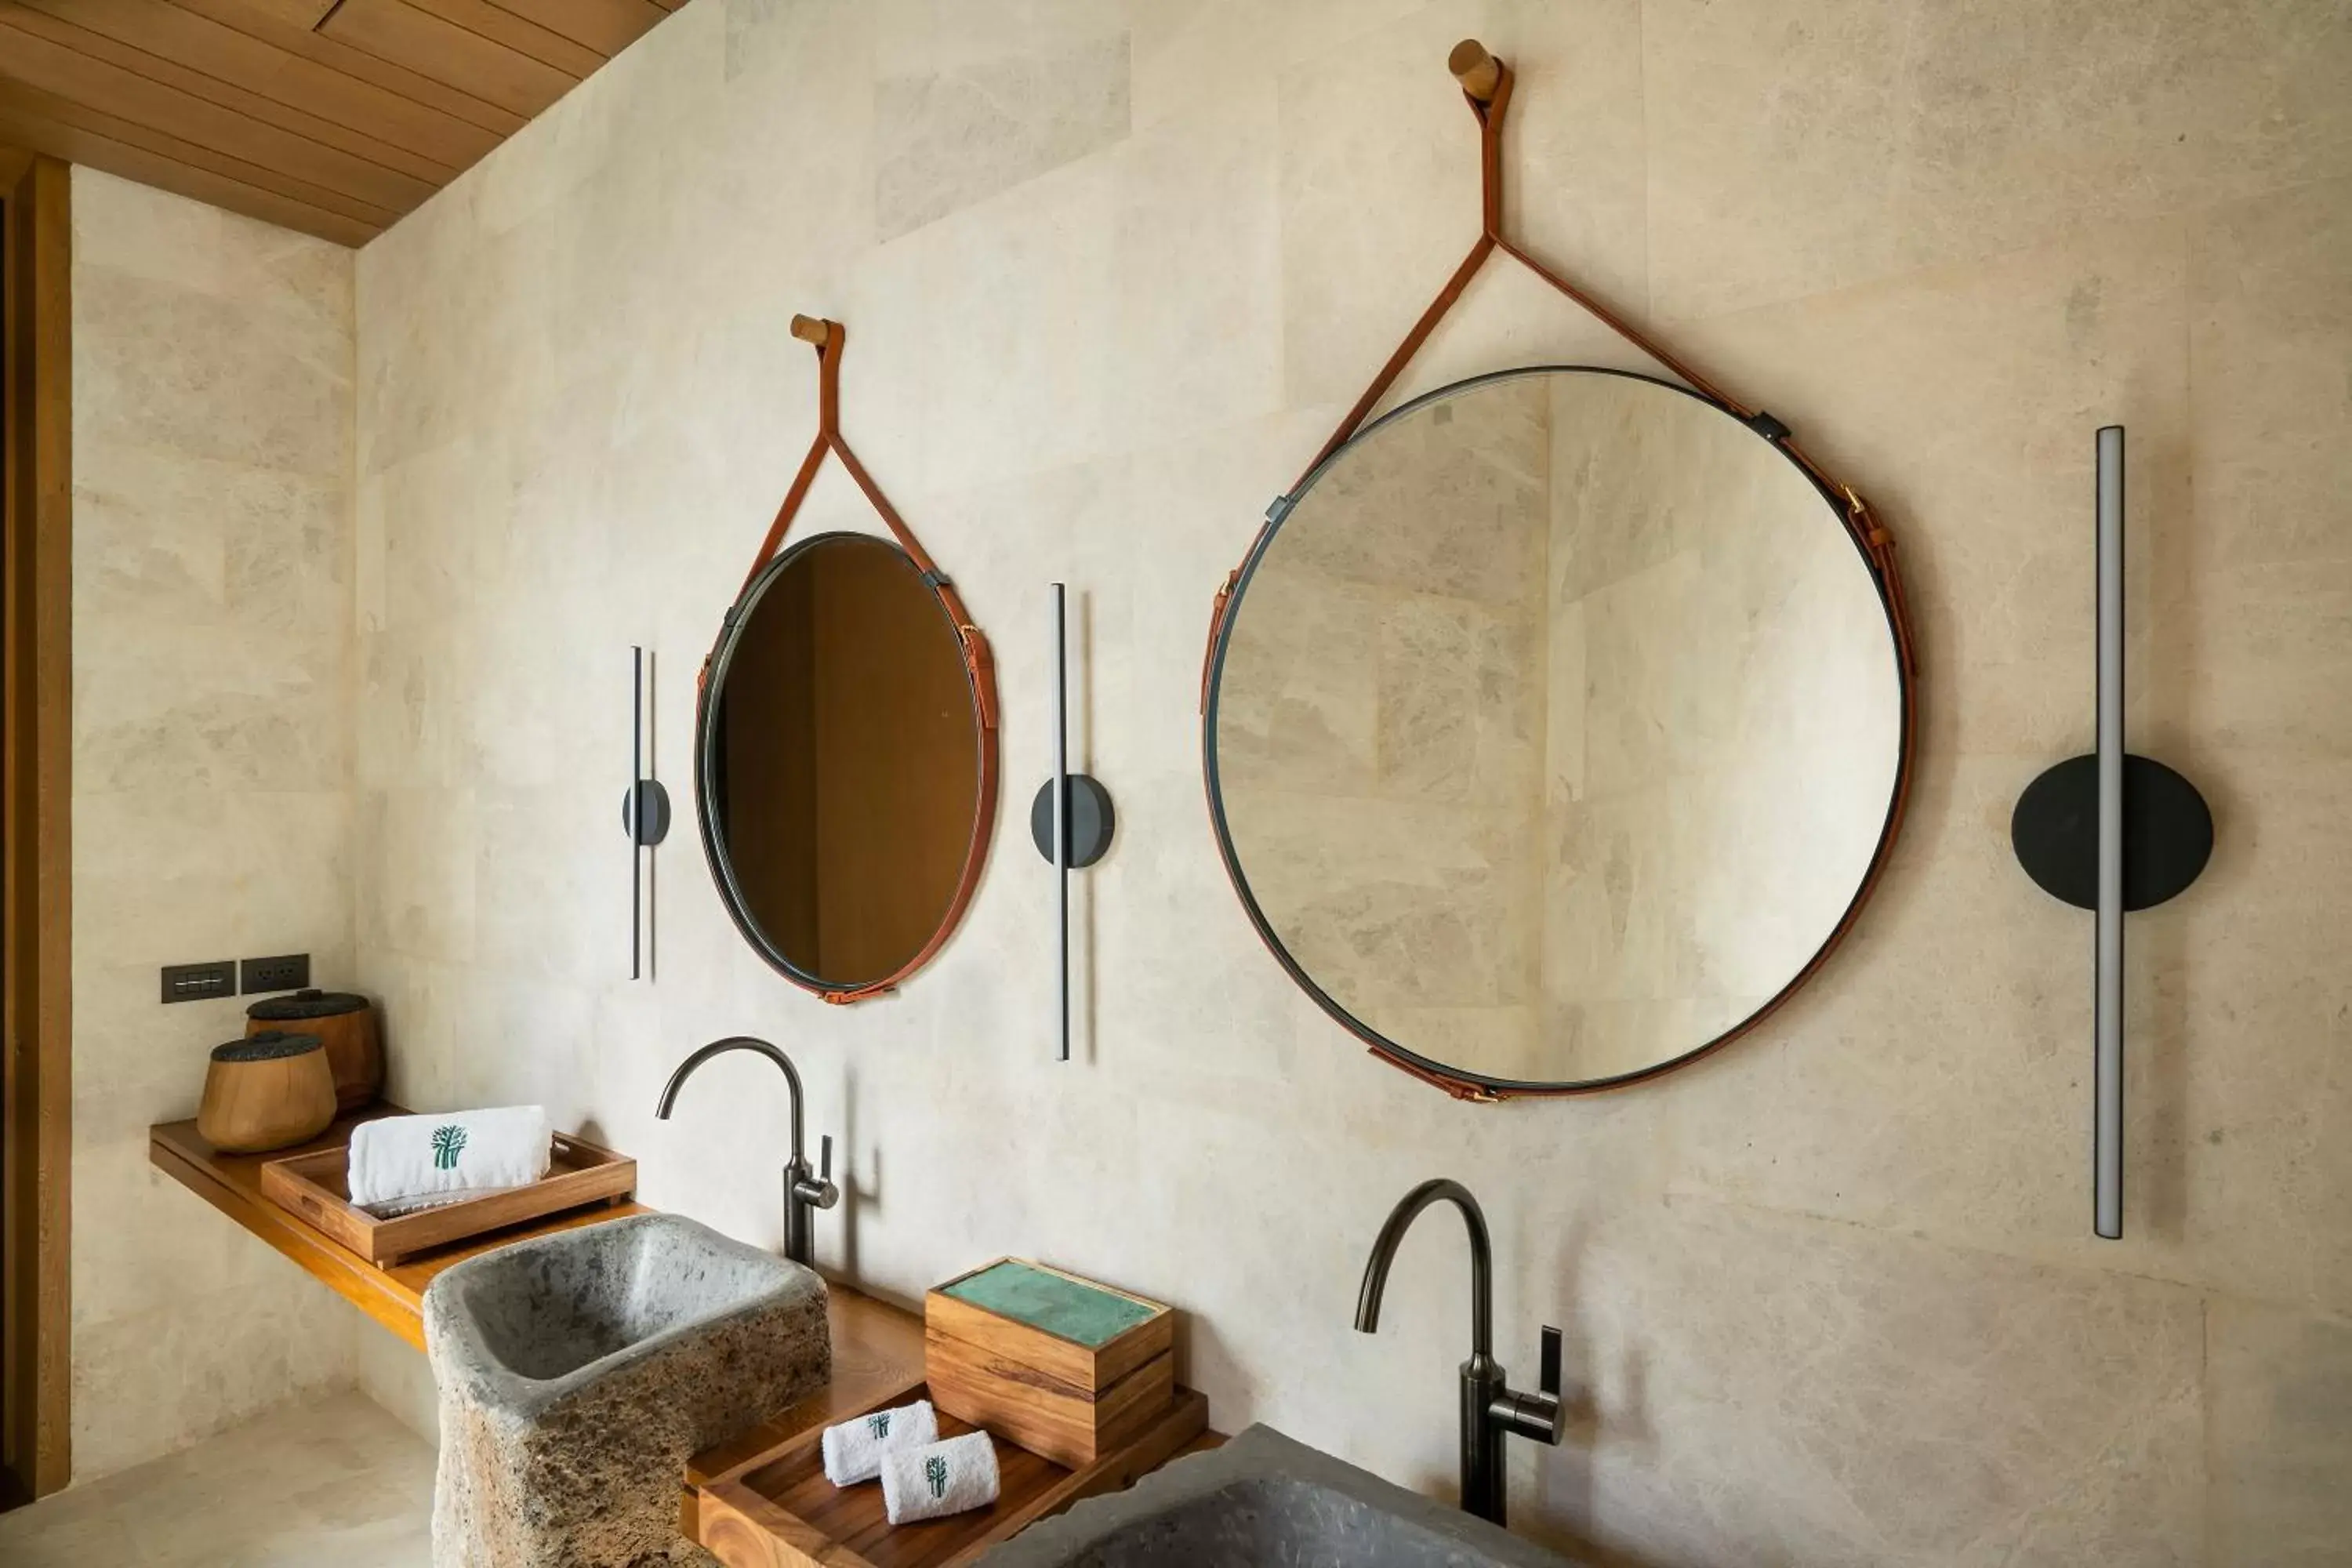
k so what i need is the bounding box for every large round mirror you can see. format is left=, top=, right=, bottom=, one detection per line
left=699, top=532, right=994, bottom=996
left=1206, top=368, right=1910, bottom=1094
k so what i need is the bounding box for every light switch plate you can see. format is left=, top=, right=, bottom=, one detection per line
left=160, top=960, right=236, bottom=1004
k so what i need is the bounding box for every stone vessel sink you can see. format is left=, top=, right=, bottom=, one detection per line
left=975, top=1425, right=1580, bottom=1568
left=425, top=1211, right=829, bottom=1567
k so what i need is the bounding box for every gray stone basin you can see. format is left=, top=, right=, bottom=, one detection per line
left=977, top=1425, right=1580, bottom=1568
left=424, top=1211, right=829, bottom=1567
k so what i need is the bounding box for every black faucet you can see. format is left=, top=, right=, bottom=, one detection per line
left=655, top=1036, right=838, bottom=1268
left=1354, top=1178, right=1566, bottom=1525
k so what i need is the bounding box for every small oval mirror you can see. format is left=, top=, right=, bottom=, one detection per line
left=1207, top=368, right=1910, bottom=1093
left=698, top=532, right=991, bottom=994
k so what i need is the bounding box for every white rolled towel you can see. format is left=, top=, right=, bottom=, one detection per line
left=880, top=1431, right=1000, bottom=1524
left=347, top=1106, right=551, bottom=1215
left=822, top=1400, right=939, bottom=1487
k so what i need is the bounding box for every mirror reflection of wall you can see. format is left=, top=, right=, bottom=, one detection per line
left=705, top=532, right=983, bottom=990
left=1212, top=370, right=1904, bottom=1088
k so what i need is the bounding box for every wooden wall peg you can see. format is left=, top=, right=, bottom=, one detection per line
left=789, top=314, right=833, bottom=347
left=1449, top=39, right=1502, bottom=103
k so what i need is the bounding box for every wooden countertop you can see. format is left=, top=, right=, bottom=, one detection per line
left=685, top=1281, right=930, bottom=1490
left=150, top=1120, right=1209, bottom=1555
left=149, top=1105, right=649, bottom=1352
left=148, top=1107, right=936, bottom=1421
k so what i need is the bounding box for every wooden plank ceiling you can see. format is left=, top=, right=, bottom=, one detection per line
left=0, top=0, right=684, bottom=246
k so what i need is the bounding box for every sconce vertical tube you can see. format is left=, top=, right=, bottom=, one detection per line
left=2094, top=426, right=2125, bottom=1239
left=630, top=644, right=644, bottom=983
left=1053, top=584, right=1070, bottom=1062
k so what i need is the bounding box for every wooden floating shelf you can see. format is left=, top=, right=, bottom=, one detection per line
left=154, top=1109, right=1219, bottom=1559
left=149, top=1105, right=649, bottom=1351
left=695, top=1380, right=1213, bottom=1568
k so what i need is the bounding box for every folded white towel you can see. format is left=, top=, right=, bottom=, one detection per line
left=347, top=1106, right=550, bottom=1216
left=880, top=1431, right=999, bottom=1525
left=821, top=1400, right=939, bottom=1487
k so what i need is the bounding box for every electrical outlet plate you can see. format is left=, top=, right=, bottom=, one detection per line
left=239, top=953, right=310, bottom=994
left=161, top=960, right=236, bottom=1004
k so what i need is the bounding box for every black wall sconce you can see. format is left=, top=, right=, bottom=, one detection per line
left=1030, top=584, right=1114, bottom=1061
left=622, top=644, right=671, bottom=981
left=2010, top=426, right=2212, bottom=1239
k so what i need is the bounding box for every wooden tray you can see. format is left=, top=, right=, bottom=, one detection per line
left=258, top=1131, right=634, bottom=1265
left=695, top=1381, right=1210, bottom=1568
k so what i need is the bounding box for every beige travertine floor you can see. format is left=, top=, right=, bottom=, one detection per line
left=0, top=1391, right=431, bottom=1566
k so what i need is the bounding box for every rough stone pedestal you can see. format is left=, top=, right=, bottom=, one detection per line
left=423, top=1212, right=829, bottom=1567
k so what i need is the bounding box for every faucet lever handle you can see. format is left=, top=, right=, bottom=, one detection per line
left=1490, top=1326, right=1570, bottom=1447
left=795, top=1134, right=840, bottom=1211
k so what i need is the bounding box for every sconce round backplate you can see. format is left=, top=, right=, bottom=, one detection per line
left=622, top=779, right=672, bottom=848
left=1031, top=775, right=1115, bottom=869
left=2011, top=753, right=2212, bottom=911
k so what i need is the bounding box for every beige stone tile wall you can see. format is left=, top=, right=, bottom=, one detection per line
left=36, top=0, right=2317, bottom=1560
left=68, top=168, right=364, bottom=1480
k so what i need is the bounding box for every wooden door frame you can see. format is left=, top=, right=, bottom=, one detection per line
left=1, top=144, right=71, bottom=1507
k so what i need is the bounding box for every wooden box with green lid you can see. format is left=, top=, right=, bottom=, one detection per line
left=924, top=1258, right=1176, bottom=1469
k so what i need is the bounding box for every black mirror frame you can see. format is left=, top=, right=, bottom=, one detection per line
left=696, top=529, right=1000, bottom=1002
left=1200, top=364, right=1918, bottom=1100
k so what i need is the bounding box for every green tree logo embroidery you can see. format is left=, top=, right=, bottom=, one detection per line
left=867, top=1411, right=891, bottom=1440
left=430, top=1124, right=468, bottom=1171
left=924, top=1455, right=949, bottom=1500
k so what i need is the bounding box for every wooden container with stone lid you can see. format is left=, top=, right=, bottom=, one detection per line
left=925, top=1258, right=1176, bottom=1468
left=198, top=1032, right=337, bottom=1153
left=246, top=989, right=381, bottom=1112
